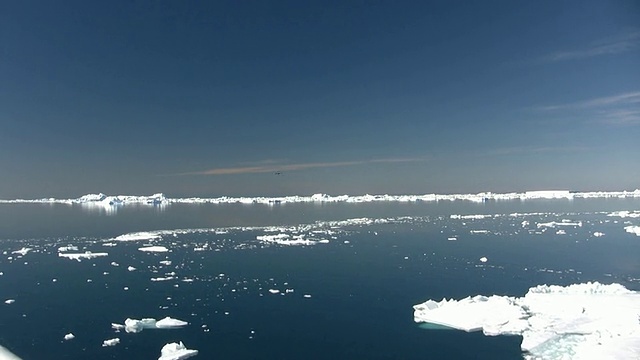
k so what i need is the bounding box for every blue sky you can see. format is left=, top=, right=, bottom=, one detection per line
left=1, top=1, right=639, bottom=198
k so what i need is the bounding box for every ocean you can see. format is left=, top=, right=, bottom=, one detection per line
left=1, top=197, right=639, bottom=359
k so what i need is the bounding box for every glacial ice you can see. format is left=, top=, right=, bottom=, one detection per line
left=123, top=317, right=188, bottom=333
left=102, top=338, right=120, bottom=347
left=413, top=282, right=640, bottom=359
left=158, top=341, right=198, bottom=360
left=138, top=246, right=169, bottom=252
left=58, top=252, right=108, bottom=261
left=625, top=226, right=640, bottom=236
left=2, top=189, right=640, bottom=206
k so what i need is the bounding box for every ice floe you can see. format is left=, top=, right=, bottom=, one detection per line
left=413, top=282, right=640, bottom=359
left=64, top=333, right=75, bottom=341
left=122, top=317, right=188, bottom=333
left=158, top=341, right=198, bottom=360
left=11, top=248, right=32, bottom=256
left=624, top=226, right=640, bottom=236
left=114, top=232, right=162, bottom=242
left=4, top=299, right=15, bottom=304
left=138, top=246, right=169, bottom=253
left=58, top=252, right=108, bottom=261
left=102, top=338, right=120, bottom=347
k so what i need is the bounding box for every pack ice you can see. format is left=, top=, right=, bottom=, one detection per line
left=121, top=317, right=188, bottom=333
left=413, top=282, right=640, bottom=359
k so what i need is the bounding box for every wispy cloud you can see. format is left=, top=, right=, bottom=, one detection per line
left=539, top=31, right=640, bottom=62
left=171, top=157, right=427, bottom=176
left=535, top=91, right=640, bottom=125
left=479, top=146, right=589, bottom=157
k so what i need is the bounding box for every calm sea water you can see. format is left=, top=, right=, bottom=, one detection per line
left=1, top=198, right=639, bottom=359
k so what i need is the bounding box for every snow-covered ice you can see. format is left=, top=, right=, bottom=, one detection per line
left=123, top=317, right=188, bottom=333
left=58, top=252, right=108, bottom=261
left=413, top=282, right=640, bottom=359
left=158, top=341, right=198, bottom=360
left=138, top=246, right=169, bottom=253
left=102, top=338, right=120, bottom=347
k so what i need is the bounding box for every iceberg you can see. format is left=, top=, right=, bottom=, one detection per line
left=138, top=246, right=169, bottom=253
left=158, top=341, right=198, bottom=360
left=58, top=252, right=108, bottom=261
left=113, top=232, right=162, bottom=241
left=625, top=226, right=640, bottom=236
left=63, top=333, right=75, bottom=341
left=123, top=317, right=188, bottom=333
left=101, top=338, right=120, bottom=347
left=413, top=282, right=640, bottom=359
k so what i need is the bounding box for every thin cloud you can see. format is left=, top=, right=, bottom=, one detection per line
left=534, top=91, right=640, bottom=125
left=479, top=146, right=589, bottom=157
left=172, top=157, right=427, bottom=176
left=539, top=31, right=640, bottom=62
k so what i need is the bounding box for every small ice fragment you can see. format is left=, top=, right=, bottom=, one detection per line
left=111, top=323, right=125, bottom=331
left=58, top=252, right=108, bottom=261
left=102, top=338, right=120, bottom=347
left=303, top=294, right=312, bottom=298
left=64, top=333, right=75, bottom=341
left=285, top=289, right=294, bottom=293
left=159, top=260, right=172, bottom=266
left=158, top=341, right=198, bottom=360
left=4, top=299, right=15, bottom=304
left=127, top=266, right=136, bottom=271
left=447, top=237, right=457, bottom=241
left=593, top=232, right=605, bottom=237
left=12, top=247, right=32, bottom=256
left=268, top=289, right=280, bottom=294
left=479, top=257, right=488, bottom=263
left=111, top=262, right=119, bottom=266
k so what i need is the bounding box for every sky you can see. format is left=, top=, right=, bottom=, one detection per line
left=1, top=0, right=639, bottom=198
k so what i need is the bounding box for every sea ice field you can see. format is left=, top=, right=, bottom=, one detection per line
left=1, top=190, right=639, bottom=359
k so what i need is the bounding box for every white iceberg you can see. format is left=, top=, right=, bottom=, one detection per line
left=158, top=341, right=198, bottom=360
left=58, top=252, right=108, bottom=261
left=413, top=282, right=640, bottom=359
left=63, top=333, right=75, bottom=341
left=114, top=232, right=162, bottom=241
left=625, top=226, right=640, bottom=236
left=124, top=317, right=188, bottom=333
left=102, top=338, right=120, bottom=347
left=139, top=246, right=169, bottom=253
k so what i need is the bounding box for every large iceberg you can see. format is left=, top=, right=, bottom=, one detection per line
left=158, top=341, right=198, bottom=360
left=413, top=282, right=640, bottom=359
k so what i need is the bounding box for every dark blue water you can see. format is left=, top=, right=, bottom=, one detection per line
left=0, top=199, right=639, bottom=359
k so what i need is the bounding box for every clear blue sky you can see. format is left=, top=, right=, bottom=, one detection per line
left=1, top=0, right=639, bottom=198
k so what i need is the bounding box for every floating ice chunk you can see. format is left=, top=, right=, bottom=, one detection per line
left=450, top=214, right=491, bottom=219
left=447, top=237, right=457, bottom=241
left=114, top=232, right=161, bottom=242
left=608, top=211, right=640, bottom=218
left=151, top=277, right=175, bottom=282
left=593, top=232, right=605, bottom=237
left=5, top=299, right=15, bottom=304
left=159, top=260, right=172, bottom=266
left=63, top=333, right=75, bottom=341
left=523, top=190, right=572, bottom=199
left=58, top=252, right=108, bottom=261
left=111, top=323, right=125, bottom=331
left=158, top=341, right=198, bottom=360
left=537, top=221, right=582, bottom=228
left=57, top=246, right=78, bottom=252
left=12, top=248, right=31, bottom=256
left=555, top=229, right=566, bottom=235
left=303, top=294, right=312, bottom=298
left=0, top=345, right=21, bottom=360
left=479, top=257, right=488, bottom=263
left=256, top=233, right=316, bottom=246
left=413, top=282, right=640, bottom=359
left=624, top=226, right=640, bottom=236
left=102, top=338, right=120, bottom=347
left=268, top=289, right=280, bottom=294
left=124, top=317, right=188, bottom=333
left=127, top=266, right=136, bottom=271
left=139, top=246, right=169, bottom=253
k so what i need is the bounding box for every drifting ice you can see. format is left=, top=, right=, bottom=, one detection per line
left=158, top=341, right=198, bottom=360
left=58, top=252, right=108, bottom=261
left=413, top=282, right=640, bottom=359
left=122, top=317, right=188, bottom=333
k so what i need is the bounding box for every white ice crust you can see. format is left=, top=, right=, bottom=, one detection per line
left=121, top=317, right=188, bottom=333
left=158, top=341, right=198, bottom=360
left=138, top=246, right=169, bottom=253
left=413, top=282, right=640, bottom=359
left=2, top=189, right=640, bottom=206
left=58, top=252, right=108, bottom=261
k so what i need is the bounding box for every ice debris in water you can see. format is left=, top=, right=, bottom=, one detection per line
left=4, top=299, right=15, bottom=304
left=624, top=226, right=640, bottom=236
left=122, top=317, right=188, bottom=333
left=113, top=232, right=161, bottom=241
left=63, top=333, right=75, bottom=341
left=413, top=282, right=640, bottom=359
left=138, top=246, right=169, bottom=253
left=58, top=252, right=108, bottom=261
left=12, top=248, right=32, bottom=256
left=102, top=338, right=120, bottom=347
left=158, top=341, right=198, bottom=360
